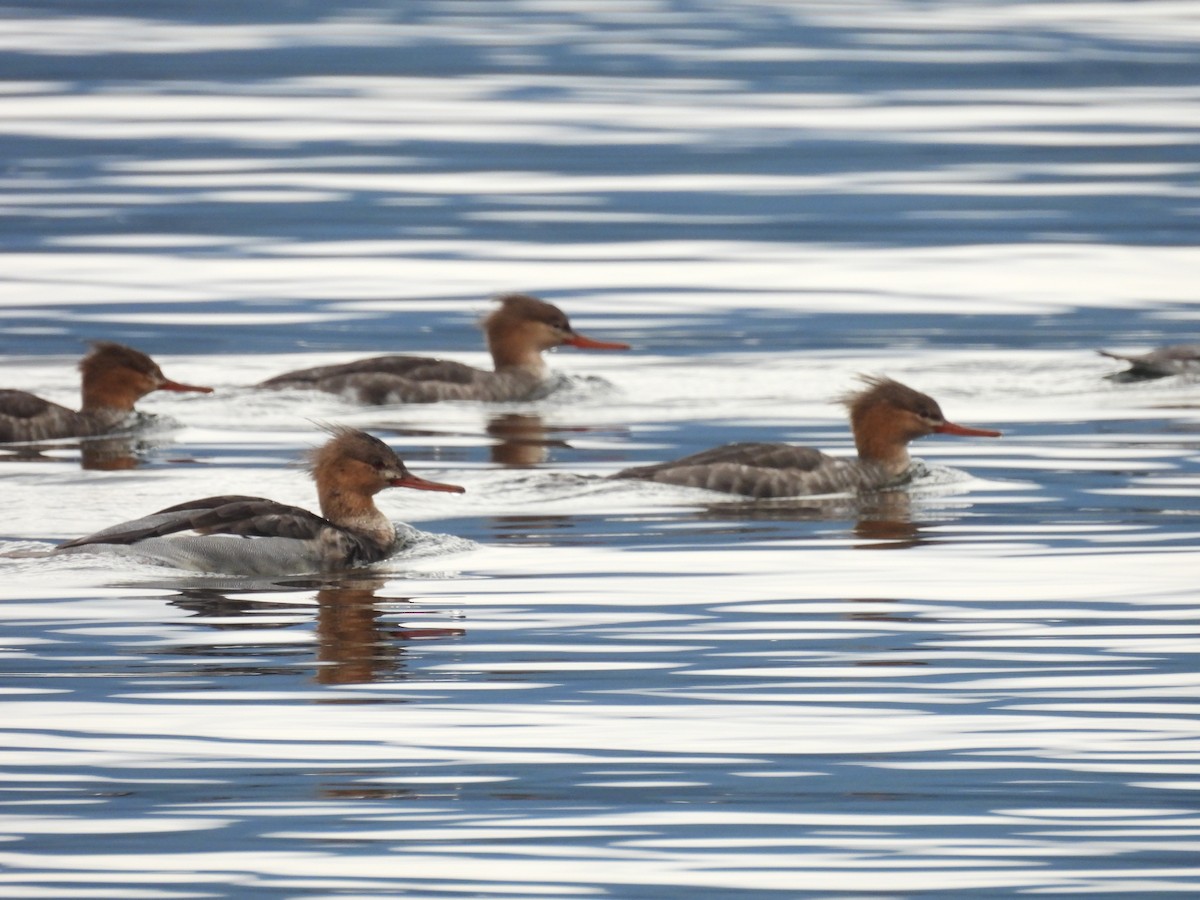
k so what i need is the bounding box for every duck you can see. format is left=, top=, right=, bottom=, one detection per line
left=614, top=375, right=1001, bottom=498
left=1098, top=344, right=1200, bottom=380
left=257, top=293, right=630, bottom=403
left=57, top=426, right=465, bottom=575
left=0, top=341, right=213, bottom=443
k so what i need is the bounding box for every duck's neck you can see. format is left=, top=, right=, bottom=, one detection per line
left=488, top=334, right=548, bottom=376
left=852, top=407, right=913, bottom=477
left=319, top=489, right=395, bottom=549
left=81, top=374, right=141, bottom=413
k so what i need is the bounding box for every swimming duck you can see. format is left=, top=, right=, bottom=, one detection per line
left=0, top=342, right=212, bottom=443
left=58, top=426, right=465, bottom=575
left=258, top=293, right=630, bottom=403
left=615, top=376, right=1001, bottom=498
left=1098, top=344, right=1200, bottom=380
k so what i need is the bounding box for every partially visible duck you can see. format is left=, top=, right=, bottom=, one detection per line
left=0, top=342, right=213, bottom=443
left=1098, top=344, right=1200, bottom=380
left=258, top=293, right=630, bottom=403
left=615, top=375, right=1001, bottom=499
left=57, top=426, right=465, bottom=575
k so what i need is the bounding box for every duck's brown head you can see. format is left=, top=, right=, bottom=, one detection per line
left=79, top=341, right=213, bottom=411
left=841, top=375, right=1000, bottom=471
left=482, top=293, right=629, bottom=372
left=309, top=426, right=465, bottom=500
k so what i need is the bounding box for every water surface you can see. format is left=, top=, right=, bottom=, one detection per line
left=2, top=1, right=1200, bottom=897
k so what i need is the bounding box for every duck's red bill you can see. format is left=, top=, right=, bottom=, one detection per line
left=390, top=474, right=466, bottom=493
left=564, top=333, right=631, bottom=351
left=936, top=421, right=1002, bottom=438
left=160, top=379, right=214, bottom=394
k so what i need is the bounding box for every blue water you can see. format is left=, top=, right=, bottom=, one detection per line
left=2, top=1, right=1200, bottom=897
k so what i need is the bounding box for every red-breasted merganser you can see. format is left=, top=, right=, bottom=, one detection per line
left=615, top=375, right=1001, bottom=498
left=57, top=427, right=465, bottom=575
left=258, top=293, right=630, bottom=403
left=0, top=342, right=213, bottom=443
left=1098, top=344, right=1200, bottom=380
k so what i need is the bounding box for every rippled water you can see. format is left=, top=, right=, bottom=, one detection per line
left=2, top=1, right=1200, bottom=897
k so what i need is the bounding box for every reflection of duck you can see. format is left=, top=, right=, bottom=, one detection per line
left=0, top=342, right=212, bottom=443
left=315, top=579, right=398, bottom=685
left=258, top=294, right=629, bottom=403
left=79, top=435, right=144, bottom=471
left=315, top=579, right=464, bottom=685
left=1099, top=344, right=1200, bottom=380
left=57, top=427, right=464, bottom=575
left=853, top=509, right=922, bottom=547
left=486, top=513, right=580, bottom=545
left=699, top=488, right=924, bottom=546
left=487, top=413, right=571, bottom=466
left=616, top=376, right=1000, bottom=498
left=0, top=433, right=183, bottom=471
left=156, top=576, right=464, bottom=684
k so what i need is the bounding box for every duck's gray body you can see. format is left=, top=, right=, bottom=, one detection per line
left=57, top=495, right=401, bottom=576
left=259, top=356, right=551, bottom=404
left=0, top=393, right=131, bottom=443
left=615, top=442, right=901, bottom=499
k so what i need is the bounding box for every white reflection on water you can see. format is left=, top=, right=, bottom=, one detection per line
left=2, top=0, right=1200, bottom=896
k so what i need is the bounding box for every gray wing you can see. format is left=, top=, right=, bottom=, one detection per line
left=60, top=496, right=333, bottom=548
left=615, top=442, right=843, bottom=498
left=259, top=355, right=483, bottom=389
left=619, top=442, right=830, bottom=476
left=0, top=390, right=59, bottom=420
left=0, top=390, right=73, bottom=442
